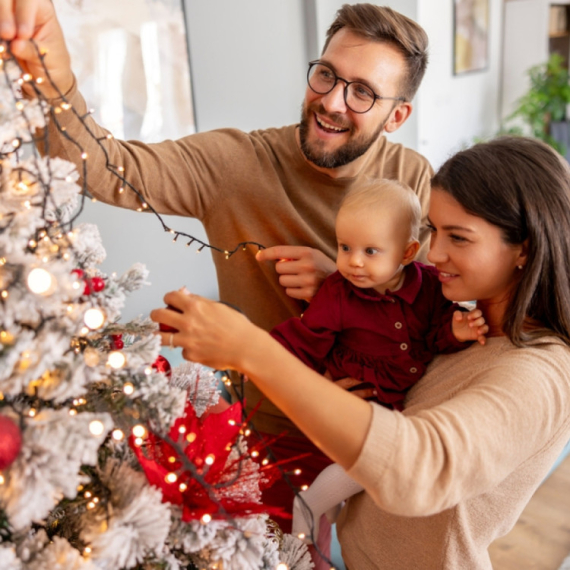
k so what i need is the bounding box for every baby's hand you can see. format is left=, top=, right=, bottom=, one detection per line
left=452, top=309, right=488, bottom=345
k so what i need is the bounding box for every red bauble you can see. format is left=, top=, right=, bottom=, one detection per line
left=91, top=277, right=105, bottom=292
left=83, top=279, right=92, bottom=296
left=71, top=268, right=84, bottom=278
left=158, top=304, right=182, bottom=333
left=0, top=415, right=22, bottom=470
left=113, top=339, right=124, bottom=350
left=152, top=355, right=172, bottom=377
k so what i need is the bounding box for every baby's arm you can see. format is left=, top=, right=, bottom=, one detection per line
left=292, top=462, right=364, bottom=544
left=451, top=308, right=488, bottom=345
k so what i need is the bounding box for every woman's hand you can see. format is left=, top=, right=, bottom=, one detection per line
left=150, top=290, right=259, bottom=371
left=334, top=377, right=378, bottom=400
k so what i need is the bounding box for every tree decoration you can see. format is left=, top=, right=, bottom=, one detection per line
left=0, top=416, right=21, bottom=470
left=0, top=44, right=315, bottom=569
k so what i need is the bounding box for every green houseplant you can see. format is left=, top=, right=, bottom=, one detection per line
left=507, top=53, right=570, bottom=156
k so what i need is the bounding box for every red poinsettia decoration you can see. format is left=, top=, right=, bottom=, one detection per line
left=130, top=401, right=290, bottom=521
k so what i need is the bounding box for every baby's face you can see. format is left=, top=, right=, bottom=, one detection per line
left=335, top=205, right=412, bottom=294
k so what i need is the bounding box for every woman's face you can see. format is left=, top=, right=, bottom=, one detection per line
left=426, top=188, right=526, bottom=307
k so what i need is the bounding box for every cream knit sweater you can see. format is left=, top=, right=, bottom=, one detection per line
left=337, top=336, right=570, bottom=569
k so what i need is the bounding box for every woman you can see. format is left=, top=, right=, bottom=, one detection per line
left=151, top=137, right=570, bottom=569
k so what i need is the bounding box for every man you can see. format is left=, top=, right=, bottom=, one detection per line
left=1, top=0, right=431, bottom=541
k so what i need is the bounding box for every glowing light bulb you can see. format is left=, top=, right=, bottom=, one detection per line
left=69, top=409, right=77, bottom=416
left=123, top=382, right=134, bottom=395
left=201, top=514, right=212, bottom=524
left=84, top=308, right=105, bottom=330
left=165, top=472, right=178, bottom=483
left=179, top=483, right=187, bottom=492
left=89, top=420, right=105, bottom=436
left=107, top=351, right=126, bottom=369
left=28, top=408, right=37, bottom=417
left=178, top=425, right=187, bottom=434
left=132, top=424, right=146, bottom=438
left=87, top=501, right=95, bottom=509
left=276, top=564, right=289, bottom=570
left=297, top=533, right=305, bottom=540
left=294, top=469, right=302, bottom=475
left=134, top=437, right=143, bottom=446
left=205, top=454, right=215, bottom=466
left=262, top=458, right=269, bottom=466
left=186, top=432, right=197, bottom=443
left=112, top=429, right=124, bottom=441
left=251, top=451, right=259, bottom=458
left=27, top=268, right=54, bottom=295
left=1, top=290, right=8, bottom=299
left=84, top=546, right=92, bottom=555
left=84, top=491, right=92, bottom=498
left=301, top=485, right=309, bottom=491
left=0, top=475, right=5, bottom=485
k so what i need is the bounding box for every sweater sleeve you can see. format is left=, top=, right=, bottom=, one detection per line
left=270, top=275, right=342, bottom=373
left=346, top=343, right=570, bottom=517
left=41, top=81, right=259, bottom=221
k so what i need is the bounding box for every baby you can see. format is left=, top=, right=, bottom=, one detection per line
left=270, top=179, right=487, bottom=542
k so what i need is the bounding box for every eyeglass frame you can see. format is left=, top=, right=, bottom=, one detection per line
left=307, top=60, right=407, bottom=114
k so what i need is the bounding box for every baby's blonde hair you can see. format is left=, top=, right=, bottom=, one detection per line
left=339, top=178, right=422, bottom=241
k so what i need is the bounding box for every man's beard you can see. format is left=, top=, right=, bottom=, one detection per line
left=298, top=103, right=388, bottom=169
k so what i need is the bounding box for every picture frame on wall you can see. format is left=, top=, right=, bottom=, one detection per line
left=453, top=0, right=490, bottom=75
left=53, top=0, right=196, bottom=141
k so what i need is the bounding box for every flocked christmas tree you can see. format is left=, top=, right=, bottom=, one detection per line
left=0, top=44, right=314, bottom=570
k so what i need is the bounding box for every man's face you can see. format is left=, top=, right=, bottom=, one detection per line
left=299, top=29, right=408, bottom=170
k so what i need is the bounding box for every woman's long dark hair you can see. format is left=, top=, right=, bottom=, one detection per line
left=432, top=136, right=570, bottom=346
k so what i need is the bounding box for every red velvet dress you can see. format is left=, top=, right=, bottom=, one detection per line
left=271, top=262, right=467, bottom=410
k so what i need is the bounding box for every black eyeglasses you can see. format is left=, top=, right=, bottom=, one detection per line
left=307, top=61, right=406, bottom=114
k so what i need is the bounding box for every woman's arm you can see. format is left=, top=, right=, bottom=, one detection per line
left=150, top=290, right=373, bottom=469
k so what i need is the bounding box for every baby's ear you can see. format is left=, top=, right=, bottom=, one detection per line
left=402, top=240, right=420, bottom=265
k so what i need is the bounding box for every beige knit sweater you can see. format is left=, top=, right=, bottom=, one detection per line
left=337, top=336, right=570, bottom=569
left=46, top=83, right=433, bottom=436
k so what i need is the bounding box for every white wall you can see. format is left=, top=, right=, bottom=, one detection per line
left=417, top=0, right=504, bottom=170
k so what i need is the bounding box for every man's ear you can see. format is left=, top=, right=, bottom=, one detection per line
left=402, top=240, right=420, bottom=265
left=384, top=102, right=413, bottom=133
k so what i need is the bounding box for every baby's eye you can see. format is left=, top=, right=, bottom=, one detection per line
left=365, top=247, right=379, bottom=255
left=338, top=244, right=350, bottom=252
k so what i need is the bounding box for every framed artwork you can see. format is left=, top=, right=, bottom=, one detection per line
left=53, top=0, right=196, bottom=141
left=453, top=0, right=490, bottom=75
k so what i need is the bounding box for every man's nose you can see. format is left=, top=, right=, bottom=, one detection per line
left=321, top=82, right=348, bottom=114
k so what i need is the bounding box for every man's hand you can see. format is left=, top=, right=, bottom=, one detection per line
left=256, top=245, right=336, bottom=302
left=0, top=0, right=74, bottom=98
left=452, top=308, right=488, bottom=346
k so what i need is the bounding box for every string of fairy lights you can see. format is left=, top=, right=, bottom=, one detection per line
left=28, top=40, right=267, bottom=259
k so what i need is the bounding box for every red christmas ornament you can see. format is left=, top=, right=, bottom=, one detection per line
left=83, top=279, right=92, bottom=296
left=91, top=277, right=105, bottom=292
left=158, top=304, right=182, bottom=333
left=152, top=355, right=172, bottom=377
left=113, top=339, right=124, bottom=350
left=0, top=415, right=22, bottom=470
left=130, top=402, right=288, bottom=521
left=71, top=268, right=84, bottom=278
